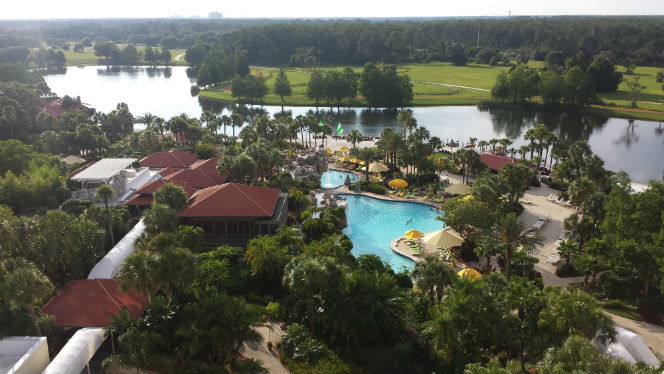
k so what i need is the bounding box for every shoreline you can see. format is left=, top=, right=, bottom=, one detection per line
left=199, top=94, right=664, bottom=122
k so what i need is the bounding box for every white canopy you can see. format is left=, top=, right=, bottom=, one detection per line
left=88, top=219, right=146, bottom=279
left=41, top=328, right=104, bottom=374
left=71, top=158, right=136, bottom=182
left=596, top=327, right=659, bottom=366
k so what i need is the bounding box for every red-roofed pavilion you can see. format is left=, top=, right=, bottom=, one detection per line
left=41, top=279, right=147, bottom=327
left=178, top=183, right=288, bottom=245
left=480, top=153, right=519, bottom=171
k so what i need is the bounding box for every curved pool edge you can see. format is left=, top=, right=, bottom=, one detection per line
left=336, top=192, right=440, bottom=208
left=390, top=237, right=421, bottom=263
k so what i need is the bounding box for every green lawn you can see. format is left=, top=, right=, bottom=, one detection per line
left=59, top=45, right=186, bottom=66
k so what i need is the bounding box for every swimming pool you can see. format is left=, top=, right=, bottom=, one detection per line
left=320, top=170, right=359, bottom=188
left=341, top=194, right=444, bottom=271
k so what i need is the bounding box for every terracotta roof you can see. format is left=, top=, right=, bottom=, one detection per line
left=480, top=154, right=518, bottom=171
left=41, top=279, right=147, bottom=327
left=178, top=183, right=280, bottom=218
left=42, top=97, right=90, bottom=117
left=139, top=150, right=197, bottom=168
left=158, top=167, right=179, bottom=177
left=135, top=179, right=192, bottom=195
left=124, top=194, right=155, bottom=206
left=164, top=169, right=219, bottom=189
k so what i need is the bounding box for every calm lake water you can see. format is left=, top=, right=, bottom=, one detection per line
left=44, top=66, right=664, bottom=183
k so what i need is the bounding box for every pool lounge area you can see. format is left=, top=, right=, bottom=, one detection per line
left=340, top=194, right=443, bottom=271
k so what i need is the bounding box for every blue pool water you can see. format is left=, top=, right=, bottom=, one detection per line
left=341, top=194, right=444, bottom=272
left=320, top=170, right=359, bottom=188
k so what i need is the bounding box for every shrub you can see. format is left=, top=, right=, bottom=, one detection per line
left=190, top=85, right=200, bottom=95
left=54, top=186, right=72, bottom=204
left=60, top=198, right=91, bottom=215
left=599, top=271, right=640, bottom=299
left=195, top=143, right=217, bottom=159
left=405, top=172, right=438, bottom=186
left=555, top=263, right=580, bottom=277
left=541, top=177, right=569, bottom=191
left=350, top=181, right=385, bottom=194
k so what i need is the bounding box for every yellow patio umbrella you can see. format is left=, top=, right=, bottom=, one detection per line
left=338, top=156, right=350, bottom=162
left=445, top=183, right=473, bottom=196
left=388, top=179, right=408, bottom=188
left=358, top=160, right=366, bottom=166
left=404, top=229, right=424, bottom=239
left=349, top=157, right=361, bottom=163
left=337, top=145, right=349, bottom=151
left=368, top=162, right=389, bottom=173
left=458, top=268, right=482, bottom=280
left=422, top=228, right=464, bottom=248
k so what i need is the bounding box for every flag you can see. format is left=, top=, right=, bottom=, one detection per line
left=336, top=122, right=343, bottom=135
left=318, top=120, right=324, bottom=127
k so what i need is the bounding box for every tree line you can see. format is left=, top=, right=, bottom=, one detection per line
left=490, top=53, right=625, bottom=107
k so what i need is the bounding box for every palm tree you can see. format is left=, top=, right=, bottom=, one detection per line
left=346, top=129, right=363, bottom=149
left=518, top=145, right=529, bottom=159
left=498, top=138, right=512, bottom=155
left=488, top=138, right=499, bottom=154
left=117, top=250, right=156, bottom=303
left=468, top=137, right=478, bottom=148
left=411, top=254, right=455, bottom=305
left=357, top=147, right=377, bottom=180
left=508, top=148, right=517, bottom=158
left=96, top=185, right=115, bottom=245
left=397, top=109, right=412, bottom=137
left=221, top=115, right=232, bottom=136
left=231, top=112, right=243, bottom=139
left=477, top=140, right=488, bottom=153
left=494, top=213, right=542, bottom=280
left=320, top=123, right=333, bottom=148
left=405, top=117, right=418, bottom=137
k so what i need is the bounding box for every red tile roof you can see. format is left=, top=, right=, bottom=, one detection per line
left=42, top=97, right=90, bottom=117
left=124, top=194, right=155, bottom=206
left=178, top=183, right=280, bottom=218
left=480, top=154, right=518, bottom=171
left=139, top=150, right=197, bottom=168
left=42, top=279, right=147, bottom=327
left=125, top=179, right=197, bottom=206
left=164, top=169, right=219, bottom=189
left=158, top=167, right=179, bottom=177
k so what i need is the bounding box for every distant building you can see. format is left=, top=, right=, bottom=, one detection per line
left=42, top=96, right=94, bottom=118
left=177, top=183, right=288, bottom=245
left=208, top=11, right=223, bottom=19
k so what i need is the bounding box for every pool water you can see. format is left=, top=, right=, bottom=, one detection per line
left=341, top=194, right=444, bottom=272
left=320, top=170, right=359, bottom=188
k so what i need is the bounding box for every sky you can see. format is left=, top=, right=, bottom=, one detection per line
left=3, top=0, right=664, bottom=19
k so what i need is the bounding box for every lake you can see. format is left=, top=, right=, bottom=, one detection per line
left=44, top=66, right=664, bottom=183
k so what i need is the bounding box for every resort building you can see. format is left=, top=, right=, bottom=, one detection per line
left=42, top=96, right=94, bottom=118
left=479, top=153, right=519, bottom=171
left=70, top=158, right=152, bottom=202
left=177, top=183, right=288, bottom=245
left=125, top=157, right=224, bottom=208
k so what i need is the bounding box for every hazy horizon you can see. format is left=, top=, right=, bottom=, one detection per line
left=3, top=0, right=664, bottom=20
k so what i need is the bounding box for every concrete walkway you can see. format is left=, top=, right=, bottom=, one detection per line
left=239, top=323, right=290, bottom=374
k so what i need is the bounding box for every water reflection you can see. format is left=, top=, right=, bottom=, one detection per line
left=42, top=66, right=663, bottom=183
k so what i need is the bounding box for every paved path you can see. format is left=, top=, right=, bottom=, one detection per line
left=174, top=53, right=185, bottom=62
left=240, top=323, right=290, bottom=374
left=411, top=80, right=490, bottom=92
